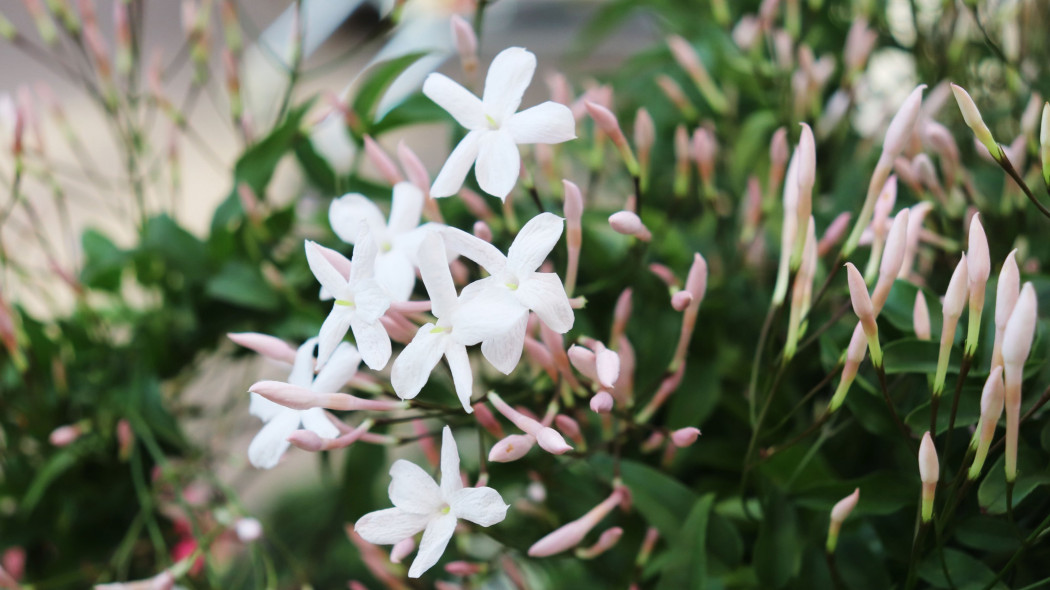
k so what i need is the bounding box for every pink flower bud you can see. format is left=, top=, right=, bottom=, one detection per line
left=692, top=127, right=716, bottom=183
left=769, top=126, right=789, bottom=189
left=845, top=263, right=874, bottom=325
left=449, top=15, right=477, bottom=73
left=472, top=402, right=505, bottom=439
left=390, top=537, right=415, bottom=564
left=117, top=418, right=134, bottom=459
left=49, top=424, right=81, bottom=447
left=523, top=337, right=559, bottom=381
left=554, top=414, right=583, bottom=445
left=684, top=253, right=708, bottom=305
left=883, top=85, right=926, bottom=159
left=577, top=527, right=624, bottom=559
left=967, top=214, right=990, bottom=288
left=667, top=35, right=703, bottom=80
left=657, top=75, right=692, bottom=116
left=952, top=83, right=1000, bottom=157
left=1, top=547, right=24, bottom=583
left=1003, top=283, right=1037, bottom=370
left=993, top=250, right=1021, bottom=369
left=287, top=430, right=325, bottom=451
left=528, top=489, right=624, bottom=557
left=670, top=427, right=701, bottom=447
left=547, top=72, right=572, bottom=106
left=919, top=431, right=938, bottom=521
left=671, top=291, right=693, bottom=311
left=611, top=289, right=632, bottom=345
left=914, top=291, right=931, bottom=340
left=568, top=344, right=597, bottom=378
left=397, top=141, right=430, bottom=196
left=472, top=221, right=493, bottom=243
left=609, top=210, right=651, bottom=241
left=634, top=108, right=654, bottom=155
left=363, top=136, right=402, bottom=185
left=590, top=391, right=614, bottom=413
left=649, top=263, right=680, bottom=288
left=536, top=427, right=573, bottom=455
left=872, top=208, right=909, bottom=312
left=585, top=101, right=627, bottom=148
left=796, top=123, right=816, bottom=195
left=488, top=434, right=535, bottom=462
left=970, top=366, right=1005, bottom=479
left=942, top=255, right=970, bottom=320
left=816, top=212, right=850, bottom=259
left=445, top=561, right=483, bottom=577
left=831, top=488, right=860, bottom=524
left=249, top=381, right=406, bottom=412
left=594, top=343, right=621, bottom=389
left=641, top=430, right=666, bottom=452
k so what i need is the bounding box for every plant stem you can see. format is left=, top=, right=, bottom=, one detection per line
left=875, top=362, right=913, bottom=445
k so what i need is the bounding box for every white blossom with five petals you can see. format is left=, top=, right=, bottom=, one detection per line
left=442, top=212, right=575, bottom=373
left=355, top=426, right=509, bottom=578
left=248, top=339, right=361, bottom=469
left=305, top=232, right=392, bottom=370
left=423, top=47, right=576, bottom=199
left=390, top=231, right=521, bottom=412
left=329, top=182, right=433, bottom=301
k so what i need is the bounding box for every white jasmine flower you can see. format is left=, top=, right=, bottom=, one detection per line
left=329, top=182, right=434, bottom=301
left=442, top=212, right=574, bottom=373
left=355, top=426, right=509, bottom=578
left=390, top=232, right=520, bottom=411
left=306, top=233, right=392, bottom=370
left=423, top=47, right=576, bottom=199
left=248, top=339, right=361, bottom=469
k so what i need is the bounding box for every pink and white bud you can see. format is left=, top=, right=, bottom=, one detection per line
left=667, top=35, right=704, bottom=80
left=846, top=263, right=882, bottom=368
left=590, top=391, right=614, bottom=413
left=444, top=561, right=483, bottom=577
left=692, top=127, right=716, bottom=183
left=450, top=15, right=478, bottom=75
left=883, top=85, right=926, bottom=159
left=670, top=427, right=701, bottom=447
left=235, top=517, right=263, bottom=542
left=732, top=14, right=761, bottom=50
left=829, top=323, right=868, bottom=412
left=488, top=434, right=535, bottom=462
left=397, top=141, right=430, bottom=196
left=1002, top=283, right=1037, bottom=482
left=769, top=127, right=789, bottom=193
left=951, top=83, right=1001, bottom=158
left=914, top=291, right=931, bottom=340
left=919, top=431, right=938, bottom=522
left=472, top=402, right=505, bottom=439
left=554, top=414, right=584, bottom=445
left=649, top=263, right=680, bottom=289
left=609, top=210, right=651, bottom=241
left=898, top=203, right=933, bottom=279
left=671, top=291, right=693, bottom=311
left=967, top=215, right=990, bottom=289
left=577, top=527, right=624, bottom=559
left=362, top=136, right=403, bottom=185
left=657, top=76, right=694, bottom=119
left=547, top=72, right=572, bottom=106
left=536, top=427, right=573, bottom=455
left=969, top=366, right=1005, bottom=479
left=117, top=418, right=134, bottom=459
left=818, top=212, right=851, bottom=258
left=611, top=289, right=632, bottom=346
left=528, top=488, right=625, bottom=557
left=458, top=187, right=494, bottom=221
left=943, top=255, right=970, bottom=320
left=472, top=221, right=492, bottom=243
left=684, top=253, right=709, bottom=305
left=594, top=343, right=621, bottom=389
left=871, top=208, right=909, bottom=313
left=390, top=537, right=415, bottom=564
left=49, top=424, right=81, bottom=447
left=826, top=488, right=860, bottom=553
left=993, top=250, right=1021, bottom=369
left=1, top=547, right=24, bottom=584
left=586, top=101, right=627, bottom=148
left=635, top=108, right=655, bottom=178
left=568, top=344, right=598, bottom=380
left=249, top=381, right=406, bottom=412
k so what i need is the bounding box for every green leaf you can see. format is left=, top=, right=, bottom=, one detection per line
left=137, top=214, right=209, bottom=285
left=618, top=459, right=697, bottom=537
left=295, top=138, right=339, bottom=194
left=81, top=229, right=127, bottom=291
left=954, top=516, right=1021, bottom=552
left=883, top=338, right=960, bottom=376
left=976, top=453, right=1050, bottom=514
left=20, top=449, right=78, bottom=515
left=753, top=490, right=802, bottom=588
left=351, top=52, right=428, bottom=133
left=657, top=493, right=715, bottom=590
left=904, top=391, right=980, bottom=436
left=205, top=261, right=282, bottom=311
left=918, top=548, right=1007, bottom=589
left=369, top=92, right=447, bottom=136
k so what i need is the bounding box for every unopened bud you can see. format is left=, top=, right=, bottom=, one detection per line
left=934, top=255, right=969, bottom=397
left=235, top=517, right=263, bottom=542
left=951, top=83, right=1002, bottom=159
left=969, top=366, right=1004, bottom=480
left=472, top=221, right=492, bottom=242
left=826, top=488, right=859, bottom=553
left=882, top=85, right=926, bottom=159
left=914, top=291, right=931, bottom=340
left=590, top=391, right=614, bottom=413
left=450, top=15, right=478, bottom=76
left=488, top=434, right=535, bottom=463
left=1003, top=283, right=1037, bottom=482
left=1041, top=103, right=1050, bottom=188
left=846, top=263, right=882, bottom=368
left=363, top=136, right=403, bottom=185
left=919, top=431, right=938, bottom=522
left=992, top=250, right=1021, bottom=369
left=49, top=424, right=81, bottom=446
left=670, top=427, right=701, bottom=447
left=609, top=210, right=652, bottom=241
left=671, top=291, right=693, bottom=311
left=576, top=527, right=623, bottom=559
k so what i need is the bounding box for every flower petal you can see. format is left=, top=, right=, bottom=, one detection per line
left=451, top=288, right=526, bottom=346
left=482, top=47, right=536, bottom=123
left=481, top=310, right=528, bottom=374
left=249, top=392, right=284, bottom=422
left=312, top=342, right=361, bottom=393
left=441, top=226, right=507, bottom=274
left=389, top=459, right=443, bottom=514
left=356, top=507, right=432, bottom=545
left=417, top=231, right=459, bottom=319
left=450, top=486, right=509, bottom=527
left=440, top=425, right=462, bottom=498
left=389, top=182, right=425, bottom=235
left=423, top=73, right=486, bottom=130
left=247, top=409, right=300, bottom=469
left=329, top=193, right=387, bottom=245
left=306, top=240, right=349, bottom=299
left=349, top=315, right=392, bottom=371
left=505, top=101, right=576, bottom=144
left=301, top=407, right=339, bottom=439
left=408, top=512, right=458, bottom=578
left=475, top=131, right=521, bottom=200
left=444, top=343, right=475, bottom=413
left=375, top=251, right=416, bottom=302
left=431, top=130, right=483, bottom=198
left=517, top=272, right=575, bottom=333
left=350, top=228, right=380, bottom=283
left=508, top=212, right=564, bottom=272
left=391, top=325, right=447, bottom=400
left=287, top=338, right=319, bottom=388
left=317, top=305, right=353, bottom=369
left=353, top=278, right=391, bottom=323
